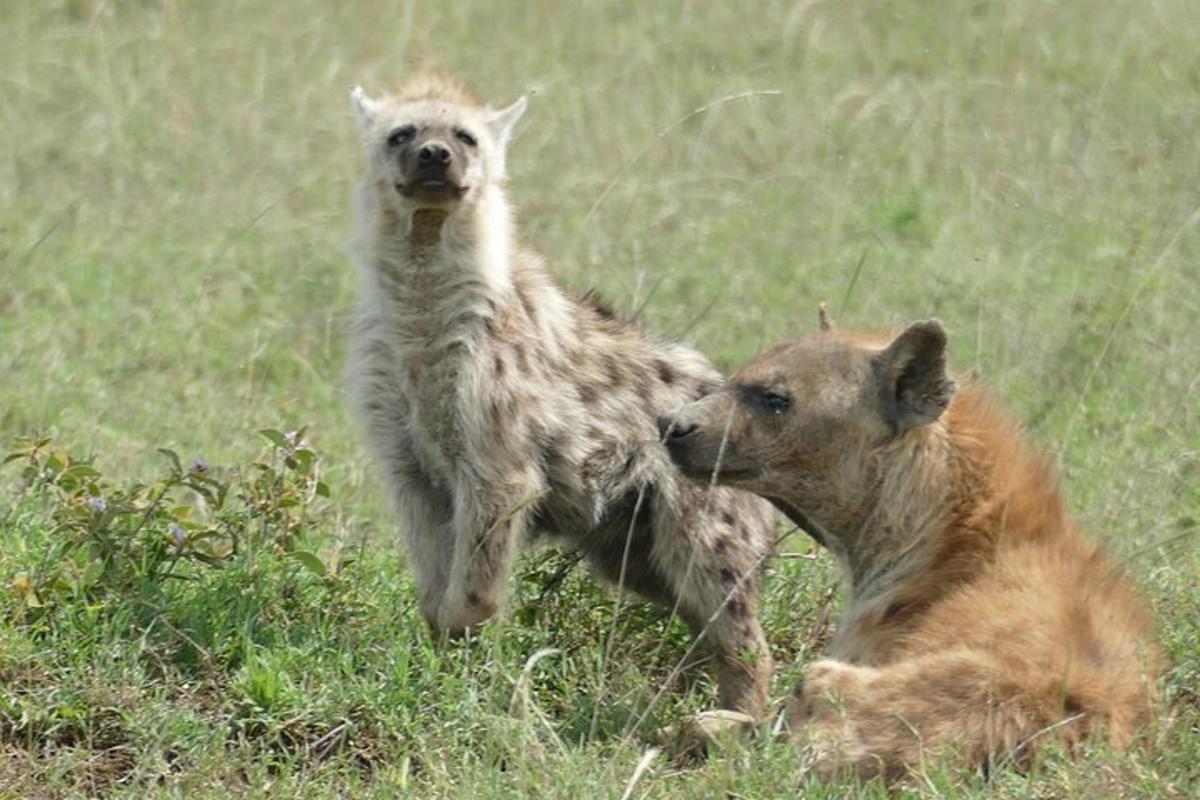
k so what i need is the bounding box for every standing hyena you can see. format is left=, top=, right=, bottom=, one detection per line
left=346, top=75, right=778, bottom=717
left=661, top=312, right=1159, bottom=776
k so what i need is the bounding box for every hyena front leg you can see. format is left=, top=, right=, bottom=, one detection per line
left=389, top=475, right=454, bottom=633
left=439, top=470, right=545, bottom=636
left=788, top=652, right=1041, bottom=778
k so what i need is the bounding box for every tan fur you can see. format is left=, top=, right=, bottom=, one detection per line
left=389, top=73, right=480, bottom=106
left=346, top=77, right=778, bottom=717
left=662, top=320, right=1158, bottom=777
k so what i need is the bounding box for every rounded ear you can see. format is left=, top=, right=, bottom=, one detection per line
left=873, top=320, right=956, bottom=432
left=351, top=85, right=381, bottom=131
left=486, top=95, right=528, bottom=149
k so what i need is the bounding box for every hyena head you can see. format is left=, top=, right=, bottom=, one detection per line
left=659, top=314, right=956, bottom=528
left=351, top=75, right=527, bottom=213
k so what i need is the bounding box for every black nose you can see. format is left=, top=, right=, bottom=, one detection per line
left=657, top=416, right=698, bottom=441
left=418, top=142, right=452, bottom=165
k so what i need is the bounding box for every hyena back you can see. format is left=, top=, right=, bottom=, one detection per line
left=346, top=76, right=777, bottom=717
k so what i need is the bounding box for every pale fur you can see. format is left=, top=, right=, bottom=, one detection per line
left=346, top=76, right=778, bottom=717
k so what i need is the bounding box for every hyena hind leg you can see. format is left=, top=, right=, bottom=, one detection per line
left=677, top=577, right=773, bottom=721
left=788, top=652, right=1054, bottom=779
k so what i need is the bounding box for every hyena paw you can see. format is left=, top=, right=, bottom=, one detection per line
left=804, top=659, right=855, bottom=693
left=786, top=659, right=859, bottom=727
left=665, top=709, right=756, bottom=762
left=436, top=591, right=499, bottom=637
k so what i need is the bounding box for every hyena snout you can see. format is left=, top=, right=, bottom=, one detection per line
left=656, top=414, right=698, bottom=442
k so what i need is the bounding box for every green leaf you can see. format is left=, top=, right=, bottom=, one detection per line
left=287, top=550, right=326, bottom=578
left=315, top=481, right=331, bottom=498
left=157, top=448, right=183, bottom=474
left=258, top=429, right=289, bottom=449
left=60, top=464, right=101, bottom=482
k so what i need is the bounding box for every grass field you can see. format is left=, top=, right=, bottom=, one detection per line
left=2, top=0, right=1198, bottom=796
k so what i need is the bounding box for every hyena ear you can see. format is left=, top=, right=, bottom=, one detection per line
left=817, top=302, right=835, bottom=332
left=351, top=85, right=381, bottom=131
left=486, top=95, right=528, bottom=150
left=873, top=319, right=957, bottom=432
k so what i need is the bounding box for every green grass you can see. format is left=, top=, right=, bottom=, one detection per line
left=2, top=0, right=1198, bottom=796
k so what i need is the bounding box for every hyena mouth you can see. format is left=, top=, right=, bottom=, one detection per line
left=665, top=444, right=761, bottom=483
left=396, top=180, right=469, bottom=203
left=679, top=464, right=760, bottom=482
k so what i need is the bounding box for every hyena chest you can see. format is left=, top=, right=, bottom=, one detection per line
left=399, top=347, right=475, bottom=477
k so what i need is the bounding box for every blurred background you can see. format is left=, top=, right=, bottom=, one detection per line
left=3, top=1, right=1197, bottom=535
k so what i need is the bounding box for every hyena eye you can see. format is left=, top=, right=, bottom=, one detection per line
left=454, top=129, right=477, bottom=147
left=758, top=390, right=792, bottom=415
left=387, top=126, right=416, bottom=147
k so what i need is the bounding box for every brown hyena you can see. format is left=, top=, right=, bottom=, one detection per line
left=346, top=76, right=778, bottom=718
left=660, top=311, right=1158, bottom=776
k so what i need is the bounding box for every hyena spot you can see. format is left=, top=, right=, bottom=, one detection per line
left=494, top=353, right=506, bottom=377
left=719, top=568, right=738, bottom=585
left=513, top=343, right=530, bottom=372
left=713, top=538, right=729, bottom=554
left=721, top=511, right=736, bottom=527
left=655, top=359, right=676, bottom=384
left=602, top=354, right=623, bottom=386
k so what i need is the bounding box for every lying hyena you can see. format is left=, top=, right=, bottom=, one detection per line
left=346, top=75, right=777, bottom=717
left=661, top=312, right=1158, bottom=775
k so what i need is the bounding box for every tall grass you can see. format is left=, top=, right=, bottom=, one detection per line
left=1, top=1, right=1197, bottom=796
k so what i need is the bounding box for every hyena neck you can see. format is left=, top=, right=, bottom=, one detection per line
left=839, top=395, right=1049, bottom=628
left=839, top=424, right=966, bottom=605
left=363, top=182, right=517, bottom=344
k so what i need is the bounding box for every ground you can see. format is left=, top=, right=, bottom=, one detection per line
left=1, top=1, right=1198, bottom=797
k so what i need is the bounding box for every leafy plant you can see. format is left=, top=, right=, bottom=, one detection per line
left=3, top=427, right=332, bottom=613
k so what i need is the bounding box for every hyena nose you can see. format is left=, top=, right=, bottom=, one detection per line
left=419, top=141, right=452, bottom=165
left=657, top=415, right=698, bottom=441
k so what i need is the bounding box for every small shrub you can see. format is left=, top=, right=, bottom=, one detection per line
left=3, top=427, right=332, bottom=614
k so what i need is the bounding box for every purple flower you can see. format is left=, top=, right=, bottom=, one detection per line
left=285, top=431, right=304, bottom=448
left=189, top=459, right=210, bottom=474
left=169, top=523, right=186, bottom=553
left=87, top=496, right=107, bottom=513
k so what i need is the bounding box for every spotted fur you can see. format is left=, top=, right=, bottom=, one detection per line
left=346, top=76, right=778, bottom=717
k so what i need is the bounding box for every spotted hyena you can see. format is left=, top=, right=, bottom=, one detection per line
left=346, top=75, right=778, bottom=717
left=660, top=311, right=1158, bottom=776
